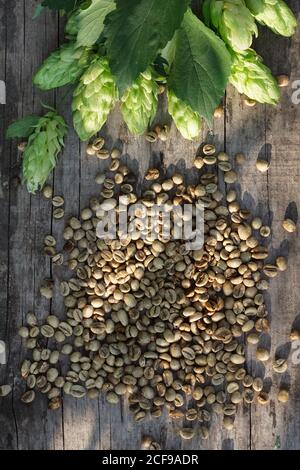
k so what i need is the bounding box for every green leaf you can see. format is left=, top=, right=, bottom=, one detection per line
left=105, top=0, right=190, bottom=94
left=76, top=0, right=116, bottom=47
left=41, top=0, right=78, bottom=12
left=6, top=115, right=40, bottom=139
left=168, top=9, right=231, bottom=126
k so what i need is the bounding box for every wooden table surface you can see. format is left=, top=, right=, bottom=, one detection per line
left=1, top=0, right=300, bottom=450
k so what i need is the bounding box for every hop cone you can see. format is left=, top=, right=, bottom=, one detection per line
left=121, top=68, right=158, bottom=135
left=33, top=42, right=91, bottom=90
left=72, top=57, right=118, bottom=141
left=168, top=90, right=201, bottom=141
left=230, top=49, right=280, bottom=104
left=203, top=0, right=258, bottom=51
left=23, top=111, right=68, bottom=193
left=245, top=0, right=297, bottom=37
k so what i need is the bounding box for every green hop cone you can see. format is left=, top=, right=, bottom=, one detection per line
left=33, top=42, right=91, bottom=90
left=72, top=57, right=118, bottom=141
left=230, top=49, right=280, bottom=104
left=245, top=0, right=297, bottom=37
left=168, top=90, right=201, bottom=141
left=203, top=0, right=258, bottom=51
left=23, top=111, right=68, bottom=193
left=121, top=68, right=159, bottom=135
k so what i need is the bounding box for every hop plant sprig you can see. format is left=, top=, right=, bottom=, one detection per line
left=168, top=90, right=202, bottom=141
left=33, top=42, right=91, bottom=90
left=230, top=49, right=280, bottom=104
left=245, top=0, right=297, bottom=37
left=121, top=68, right=159, bottom=135
left=203, top=0, right=258, bottom=52
left=6, top=0, right=299, bottom=189
left=72, top=57, right=118, bottom=141
left=22, top=111, right=68, bottom=193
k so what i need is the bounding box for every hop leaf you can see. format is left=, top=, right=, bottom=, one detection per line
left=168, top=90, right=201, bottom=140
left=76, top=0, right=116, bottom=47
left=230, top=49, right=280, bottom=104
left=245, top=0, right=297, bottom=37
left=33, top=42, right=91, bottom=90
left=204, top=0, right=258, bottom=52
left=104, top=0, right=189, bottom=94
left=72, top=57, right=118, bottom=141
left=23, top=111, right=68, bottom=193
left=121, top=68, right=159, bottom=135
left=6, top=115, right=40, bottom=139
left=168, top=10, right=231, bottom=127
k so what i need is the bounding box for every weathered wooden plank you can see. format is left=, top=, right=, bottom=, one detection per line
left=46, top=15, right=81, bottom=451
left=225, top=76, right=270, bottom=450
left=151, top=115, right=211, bottom=451
left=0, top=1, right=8, bottom=348
left=0, top=0, right=63, bottom=450
left=61, top=135, right=102, bottom=450
left=249, top=0, right=300, bottom=448
left=0, top=0, right=17, bottom=451
left=226, top=0, right=300, bottom=449
left=98, top=107, right=154, bottom=451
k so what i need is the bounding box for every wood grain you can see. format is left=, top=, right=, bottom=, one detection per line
left=0, top=0, right=300, bottom=450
